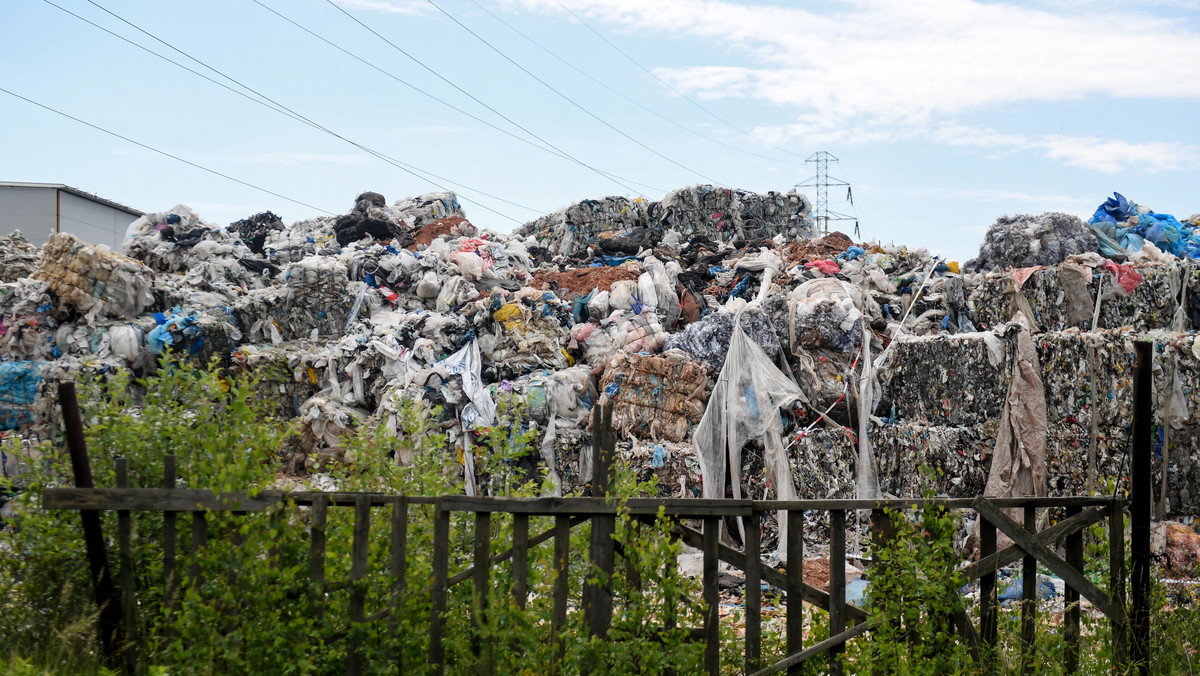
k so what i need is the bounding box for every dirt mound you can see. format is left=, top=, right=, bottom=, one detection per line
left=531, top=266, right=640, bottom=298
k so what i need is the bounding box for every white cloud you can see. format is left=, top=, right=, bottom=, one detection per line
left=1038, top=136, right=1198, bottom=172
left=520, top=0, right=1200, bottom=124
left=332, top=0, right=427, bottom=15
left=515, top=0, right=1200, bottom=171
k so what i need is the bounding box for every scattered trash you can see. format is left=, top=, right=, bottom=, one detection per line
left=0, top=186, right=1197, bottom=531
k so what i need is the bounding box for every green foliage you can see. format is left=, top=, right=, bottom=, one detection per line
left=859, top=503, right=975, bottom=674
left=3, top=362, right=1195, bottom=674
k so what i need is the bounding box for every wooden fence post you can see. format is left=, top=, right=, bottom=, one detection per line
left=1110, top=500, right=1127, bottom=668
left=702, top=516, right=720, bottom=675
left=473, top=511, right=493, bottom=674
left=389, top=497, right=408, bottom=672
left=551, top=516, right=570, bottom=674
left=1130, top=341, right=1151, bottom=674
left=162, top=455, right=177, bottom=646
left=347, top=496, right=370, bottom=676
left=59, top=381, right=123, bottom=669
left=586, top=400, right=615, bottom=642
left=745, top=510, right=762, bottom=674
left=829, top=510, right=846, bottom=676
left=310, top=495, right=328, bottom=621
left=979, top=513, right=997, bottom=665
left=512, top=514, right=529, bottom=610
left=115, top=458, right=137, bottom=674
left=429, top=501, right=451, bottom=674
left=786, top=509, right=804, bottom=676
left=1021, top=506, right=1036, bottom=676
left=1064, top=505, right=1082, bottom=674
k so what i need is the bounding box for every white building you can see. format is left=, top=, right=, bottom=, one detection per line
left=0, top=182, right=142, bottom=250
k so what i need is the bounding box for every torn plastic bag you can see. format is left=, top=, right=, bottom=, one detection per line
left=588, top=290, right=610, bottom=319
left=694, top=315, right=805, bottom=554
left=436, top=339, right=496, bottom=428
left=416, top=271, right=441, bottom=299
left=982, top=313, right=1047, bottom=528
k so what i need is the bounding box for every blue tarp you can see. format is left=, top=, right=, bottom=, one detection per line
left=0, top=361, right=43, bottom=430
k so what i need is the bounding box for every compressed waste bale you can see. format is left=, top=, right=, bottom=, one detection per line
left=287, top=394, right=370, bottom=472
left=967, top=212, right=1098, bottom=271
left=972, top=260, right=1191, bottom=333
left=0, top=231, right=42, bottom=282
left=516, top=185, right=812, bottom=256
left=263, top=216, right=339, bottom=265
left=599, top=350, right=708, bottom=443
left=33, top=233, right=155, bottom=322
left=125, top=205, right=257, bottom=275
left=649, top=185, right=812, bottom=243
left=232, top=341, right=350, bottom=420
left=620, top=439, right=703, bottom=498
left=0, top=361, right=44, bottom=430
left=663, top=307, right=780, bottom=376
left=518, top=195, right=649, bottom=256
left=233, top=258, right=354, bottom=343
left=391, top=191, right=466, bottom=229
left=879, top=331, right=1012, bottom=426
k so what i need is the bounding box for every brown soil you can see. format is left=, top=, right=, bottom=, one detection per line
left=409, top=216, right=470, bottom=248
left=531, top=266, right=640, bottom=299
left=781, top=231, right=857, bottom=269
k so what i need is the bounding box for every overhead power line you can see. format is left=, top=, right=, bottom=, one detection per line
left=249, top=0, right=662, bottom=195
left=464, top=0, right=804, bottom=167
left=69, top=0, right=535, bottom=223
left=552, top=0, right=808, bottom=162
left=0, top=87, right=335, bottom=215
left=424, top=0, right=725, bottom=186
left=322, top=0, right=655, bottom=196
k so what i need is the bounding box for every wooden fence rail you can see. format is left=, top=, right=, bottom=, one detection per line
left=43, top=481, right=1133, bottom=675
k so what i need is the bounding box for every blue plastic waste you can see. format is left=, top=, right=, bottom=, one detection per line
left=652, top=444, right=666, bottom=468
left=845, top=578, right=869, bottom=605
left=1088, top=192, right=1200, bottom=258
left=840, top=246, right=866, bottom=261
left=0, top=361, right=43, bottom=430
left=998, top=575, right=1057, bottom=601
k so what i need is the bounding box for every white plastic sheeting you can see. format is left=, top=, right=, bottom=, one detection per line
left=695, top=311, right=805, bottom=556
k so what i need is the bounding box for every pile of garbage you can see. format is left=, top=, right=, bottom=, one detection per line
left=1, top=187, right=1199, bottom=529
left=518, top=184, right=814, bottom=256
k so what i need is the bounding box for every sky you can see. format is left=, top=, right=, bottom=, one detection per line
left=2, top=0, right=1199, bottom=262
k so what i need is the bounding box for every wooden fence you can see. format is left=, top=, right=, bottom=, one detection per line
left=43, top=472, right=1137, bottom=674
left=41, top=340, right=1159, bottom=675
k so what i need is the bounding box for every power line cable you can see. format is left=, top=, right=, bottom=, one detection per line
left=0, top=86, right=335, bottom=215
left=249, top=0, right=660, bottom=194
left=74, top=0, right=534, bottom=223
left=464, top=0, right=805, bottom=167
left=43, top=1, right=313, bottom=130
left=552, top=0, right=808, bottom=162
left=424, top=0, right=725, bottom=185
left=322, top=0, right=655, bottom=196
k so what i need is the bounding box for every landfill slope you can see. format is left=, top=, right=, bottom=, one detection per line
left=1, top=187, right=1198, bottom=531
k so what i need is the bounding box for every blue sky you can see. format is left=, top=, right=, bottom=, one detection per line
left=3, top=0, right=1198, bottom=262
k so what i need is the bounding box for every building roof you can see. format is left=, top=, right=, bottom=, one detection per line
left=0, top=181, right=143, bottom=216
